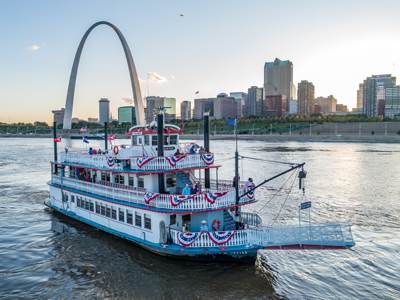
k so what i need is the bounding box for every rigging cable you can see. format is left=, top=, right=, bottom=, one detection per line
left=239, top=155, right=296, bottom=166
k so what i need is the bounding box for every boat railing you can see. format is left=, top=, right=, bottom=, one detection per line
left=130, top=153, right=214, bottom=171
left=51, top=175, right=256, bottom=211
left=60, top=152, right=126, bottom=170
left=201, top=179, right=246, bottom=190
left=241, top=211, right=263, bottom=227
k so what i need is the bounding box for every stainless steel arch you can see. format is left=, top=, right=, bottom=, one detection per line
left=63, top=21, right=145, bottom=129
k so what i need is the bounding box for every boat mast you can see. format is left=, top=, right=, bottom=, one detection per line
left=203, top=110, right=210, bottom=188
left=234, top=119, right=239, bottom=230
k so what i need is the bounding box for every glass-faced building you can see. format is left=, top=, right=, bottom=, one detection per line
left=145, top=96, right=176, bottom=122
left=118, top=106, right=136, bottom=124
left=385, top=86, right=400, bottom=118
left=362, top=75, right=396, bottom=118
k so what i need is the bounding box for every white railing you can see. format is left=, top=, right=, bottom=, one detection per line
left=131, top=154, right=214, bottom=171
left=170, top=228, right=251, bottom=248
left=51, top=175, right=256, bottom=211
left=202, top=179, right=246, bottom=190
left=170, top=222, right=355, bottom=248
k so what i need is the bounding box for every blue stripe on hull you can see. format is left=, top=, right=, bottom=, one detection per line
left=45, top=202, right=259, bottom=264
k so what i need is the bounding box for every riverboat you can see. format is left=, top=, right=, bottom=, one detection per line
left=45, top=110, right=355, bottom=263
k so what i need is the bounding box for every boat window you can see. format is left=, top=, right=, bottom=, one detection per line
left=96, top=202, right=100, bottom=214
left=77, top=197, right=81, bottom=208
left=164, top=136, right=169, bottom=145
left=144, top=214, right=151, bottom=230
left=170, top=135, right=178, bottom=145
left=70, top=167, right=75, bottom=178
left=128, top=175, right=135, bottom=187
left=170, top=214, right=176, bottom=225
left=89, top=200, right=94, bottom=212
left=111, top=207, right=117, bottom=220
left=135, top=212, right=142, bottom=227
left=65, top=193, right=69, bottom=202
left=85, top=199, right=90, bottom=210
left=166, top=173, right=176, bottom=187
left=115, top=174, right=124, bottom=184
left=127, top=210, right=133, bottom=224
left=101, top=204, right=106, bottom=216
left=106, top=205, right=111, bottom=217
left=138, top=137, right=142, bottom=145
left=144, top=135, right=150, bottom=145
left=71, top=195, right=75, bottom=203
left=138, top=176, right=144, bottom=188
left=119, top=208, right=125, bottom=222
left=101, top=172, right=106, bottom=181
left=152, top=135, right=158, bottom=146
left=132, top=136, right=138, bottom=145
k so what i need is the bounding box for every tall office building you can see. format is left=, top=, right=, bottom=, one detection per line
left=357, top=84, right=363, bottom=108
left=297, top=81, right=315, bottom=116
left=314, top=95, right=337, bottom=114
left=362, top=74, right=396, bottom=118
left=99, top=98, right=110, bottom=125
left=180, top=101, right=192, bottom=120
left=193, top=93, right=237, bottom=120
left=264, top=58, right=294, bottom=108
left=247, top=86, right=263, bottom=116
left=52, top=108, right=65, bottom=126
left=230, top=92, right=248, bottom=118
left=265, top=95, right=287, bottom=117
left=385, top=86, right=400, bottom=117
left=118, top=106, right=136, bottom=124
left=145, top=96, right=176, bottom=122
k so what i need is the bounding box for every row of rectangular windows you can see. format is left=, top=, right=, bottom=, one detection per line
left=62, top=192, right=151, bottom=230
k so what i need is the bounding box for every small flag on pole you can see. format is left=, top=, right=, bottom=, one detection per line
left=226, top=119, right=236, bottom=126
left=195, top=91, right=199, bottom=94
left=83, top=137, right=89, bottom=144
left=54, top=137, right=62, bottom=142
left=80, top=127, right=86, bottom=132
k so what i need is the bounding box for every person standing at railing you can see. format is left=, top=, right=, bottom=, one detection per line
left=191, top=182, right=200, bottom=195
left=244, top=178, right=255, bottom=189
left=199, top=220, right=208, bottom=232
left=182, top=184, right=191, bottom=195
left=183, top=223, right=189, bottom=233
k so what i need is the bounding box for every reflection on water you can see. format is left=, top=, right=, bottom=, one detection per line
left=0, top=138, right=399, bottom=299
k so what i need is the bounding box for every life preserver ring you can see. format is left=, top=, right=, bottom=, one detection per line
left=113, top=146, right=119, bottom=155
left=212, top=219, right=221, bottom=231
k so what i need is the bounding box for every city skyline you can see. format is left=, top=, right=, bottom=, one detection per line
left=1, top=0, right=400, bottom=124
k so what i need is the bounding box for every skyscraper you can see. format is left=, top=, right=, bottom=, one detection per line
left=247, top=86, right=263, bottom=116
left=180, top=101, right=192, bottom=120
left=362, top=75, right=396, bottom=118
left=385, top=86, right=400, bottom=118
left=99, top=98, right=110, bottom=125
left=145, top=96, right=177, bottom=122
left=118, top=106, right=136, bottom=124
left=297, top=81, right=315, bottom=116
left=264, top=58, right=294, bottom=108
left=314, top=95, right=337, bottom=114
left=230, top=92, right=248, bottom=118
left=193, top=93, right=237, bottom=120
left=357, top=84, right=363, bottom=108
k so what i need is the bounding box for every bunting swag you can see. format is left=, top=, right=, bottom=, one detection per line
left=207, top=231, right=236, bottom=246
left=137, top=156, right=155, bottom=168
left=177, top=232, right=202, bottom=247
left=170, top=195, right=194, bottom=207
left=107, top=156, right=115, bottom=167
left=165, top=155, right=185, bottom=167
left=246, top=188, right=255, bottom=200
left=205, top=191, right=228, bottom=204
left=144, top=192, right=160, bottom=204
left=201, top=154, right=214, bottom=165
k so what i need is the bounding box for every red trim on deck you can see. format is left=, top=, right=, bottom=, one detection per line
left=48, top=183, right=257, bottom=214
left=263, top=244, right=347, bottom=250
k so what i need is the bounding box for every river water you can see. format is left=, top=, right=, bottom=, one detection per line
left=0, top=138, right=399, bottom=299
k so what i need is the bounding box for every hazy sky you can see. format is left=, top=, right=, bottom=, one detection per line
left=1, top=0, right=400, bottom=124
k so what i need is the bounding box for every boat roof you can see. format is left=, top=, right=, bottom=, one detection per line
left=127, top=122, right=183, bottom=135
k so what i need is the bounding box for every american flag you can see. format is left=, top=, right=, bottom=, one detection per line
left=80, top=127, right=86, bottom=132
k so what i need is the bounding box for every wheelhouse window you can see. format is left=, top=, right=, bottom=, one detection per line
left=163, top=136, right=169, bottom=145
left=101, top=204, right=106, bottom=216
left=132, top=136, right=138, bottom=145
left=119, top=208, right=125, bottom=222
left=135, top=212, right=142, bottom=227
left=144, top=135, right=150, bottom=145
left=170, top=135, right=178, bottom=145
left=115, top=174, right=124, bottom=184
left=96, top=202, right=100, bottom=214
left=152, top=135, right=157, bottom=146
left=127, top=210, right=133, bottom=225
left=106, top=205, right=111, bottom=217
left=111, top=207, right=117, bottom=220
left=144, top=214, right=151, bottom=230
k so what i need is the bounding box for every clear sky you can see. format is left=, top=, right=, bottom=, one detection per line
left=1, top=0, right=400, bottom=124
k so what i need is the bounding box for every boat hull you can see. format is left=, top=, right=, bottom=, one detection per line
left=44, top=200, right=258, bottom=264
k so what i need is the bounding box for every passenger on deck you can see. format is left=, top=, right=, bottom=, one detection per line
left=244, top=178, right=255, bottom=189
left=182, top=184, right=191, bottom=195
left=93, top=149, right=97, bottom=155
left=89, top=147, right=93, bottom=155
left=200, top=220, right=208, bottom=232
left=174, top=149, right=182, bottom=156
left=191, top=182, right=200, bottom=194
left=232, top=175, right=240, bottom=187
left=198, top=147, right=204, bottom=154
left=98, top=149, right=102, bottom=155
left=183, top=223, right=189, bottom=233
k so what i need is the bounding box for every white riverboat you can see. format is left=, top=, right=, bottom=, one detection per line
left=45, top=110, right=355, bottom=263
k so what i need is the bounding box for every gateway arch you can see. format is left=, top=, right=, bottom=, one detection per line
left=63, top=21, right=145, bottom=129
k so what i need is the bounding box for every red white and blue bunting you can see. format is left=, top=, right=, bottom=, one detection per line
left=205, top=191, right=228, bottom=204
left=246, top=188, right=255, bottom=200
left=107, top=156, right=115, bottom=167
left=137, top=156, right=156, bottom=168
left=165, top=155, right=185, bottom=167
left=170, top=194, right=194, bottom=207
left=144, top=192, right=160, bottom=204
left=177, top=232, right=202, bottom=247
left=201, top=154, right=214, bottom=165
left=207, top=231, right=236, bottom=245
